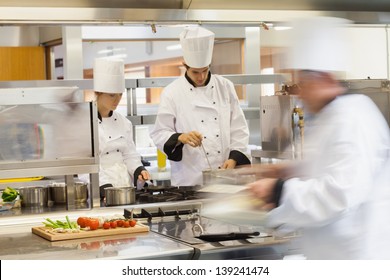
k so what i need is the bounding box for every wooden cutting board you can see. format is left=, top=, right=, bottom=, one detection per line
left=32, top=223, right=149, bottom=242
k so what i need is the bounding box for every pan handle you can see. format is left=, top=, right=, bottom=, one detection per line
left=196, top=231, right=260, bottom=242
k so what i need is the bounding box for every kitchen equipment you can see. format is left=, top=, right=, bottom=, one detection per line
left=196, top=231, right=260, bottom=242
left=32, top=223, right=149, bottom=242
left=74, top=181, right=88, bottom=203
left=123, top=204, right=284, bottom=260
left=48, top=183, right=66, bottom=204
left=105, top=186, right=135, bottom=206
left=202, top=169, right=256, bottom=185
left=19, top=186, right=48, bottom=207
left=0, top=200, right=16, bottom=211
left=48, top=181, right=88, bottom=205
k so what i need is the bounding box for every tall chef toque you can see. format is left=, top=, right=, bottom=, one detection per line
left=93, top=57, right=125, bottom=94
left=180, top=26, right=215, bottom=68
left=288, top=16, right=351, bottom=79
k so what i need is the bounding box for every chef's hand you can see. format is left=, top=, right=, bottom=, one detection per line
left=247, top=178, right=278, bottom=210
left=221, top=159, right=237, bottom=169
left=137, top=170, right=151, bottom=182
left=178, top=131, right=203, bottom=147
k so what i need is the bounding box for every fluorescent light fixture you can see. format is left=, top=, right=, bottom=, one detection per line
left=97, top=47, right=126, bottom=54
left=166, top=44, right=182, bottom=51
left=274, top=26, right=292, bottom=31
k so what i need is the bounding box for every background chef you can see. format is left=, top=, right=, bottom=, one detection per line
left=150, top=26, right=251, bottom=186
left=247, top=17, right=390, bottom=259
left=94, top=58, right=150, bottom=199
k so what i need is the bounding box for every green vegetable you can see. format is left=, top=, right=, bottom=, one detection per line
left=1, top=187, right=19, bottom=202
left=43, top=216, right=78, bottom=229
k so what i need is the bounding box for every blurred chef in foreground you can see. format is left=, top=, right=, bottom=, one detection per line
left=150, top=26, right=250, bottom=186
left=93, top=58, right=150, bottom=199
left=247, top=17, right=390, bottom=259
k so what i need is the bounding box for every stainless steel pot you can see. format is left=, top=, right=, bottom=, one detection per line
left=48, top=183, right=67, bottom=204
left=105, top=187, right=135, bottom=206
left=48, top=182, right=88, bottom=205
left=74, top=182, right=88, bottom=203
left=19, top=186, right=48, bottom=207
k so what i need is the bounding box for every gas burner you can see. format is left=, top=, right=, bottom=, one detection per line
left=134, top=186, right=209, bottom=204
left=124, top=207, right=198, bottom=221
left=137, top=192, right=183, bottom=203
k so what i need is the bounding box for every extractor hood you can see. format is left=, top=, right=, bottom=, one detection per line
left=0, top=0, right=389, bottom=25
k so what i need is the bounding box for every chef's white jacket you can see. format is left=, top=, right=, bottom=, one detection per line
left=268, top=94, right=390, bottom=259
left=150, top=74, right=250, bottom=186
left=98, top=111, right=144, bottom=187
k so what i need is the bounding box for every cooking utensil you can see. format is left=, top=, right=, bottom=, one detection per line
left=74, top=182, right=88, bottom=203
left=105, top=186, right=135, bottom=206
left=48, top=182, right=88, bottom=204
left=200, top=143, right=212, bottom=170
left=19, top=186, right=48, bottom=207
left=48, top=183, right=66, bottom=204
left=196, top=231, right=260, bottom=242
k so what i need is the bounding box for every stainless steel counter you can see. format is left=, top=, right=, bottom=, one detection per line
left=0, top=202, right=297, bottom=260
left=0, top=206, right=195, bottom=260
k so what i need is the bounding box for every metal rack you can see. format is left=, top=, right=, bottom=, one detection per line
left=0, top=87, right=100, bottom=210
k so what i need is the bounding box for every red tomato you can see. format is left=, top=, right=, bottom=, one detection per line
left=129, top=219, right=137, bottom=227
left=89, top=218, right=99, bottom=230
left=123, top=220, right=130, bottom=228
left=110, top=221, right=117, bottom=229
left=117, top=220, right=124, bottom=227
left=103, top=222, right=110, bottom=229
left=77, top=217, right=88, bottom=228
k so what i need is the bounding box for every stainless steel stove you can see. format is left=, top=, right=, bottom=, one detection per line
left=124, top=202, right=291, bottom=260
left=135, top=186, right=209, bottom=204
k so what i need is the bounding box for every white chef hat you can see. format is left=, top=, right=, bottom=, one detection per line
left=93, top=57, right=125, bottom=94
left=288, top=16, right=352, bottom=78
left=180, top=26, right=215, bottom=68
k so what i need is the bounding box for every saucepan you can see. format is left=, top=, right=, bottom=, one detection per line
left=48, top=182, right=88, bottom=205
left=19, top=185, right=48, bottom=207
left=105, top=186, right=135, bottom=206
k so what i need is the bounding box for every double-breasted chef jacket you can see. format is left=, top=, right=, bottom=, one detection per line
left=150, top=72, right=251, bottom=186
left=267, top=93, right=390, bottom=259
left=98, top=110, right=146, bottom=188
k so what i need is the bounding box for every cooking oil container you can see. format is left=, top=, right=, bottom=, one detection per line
left=157, top=149, right=167, bottom=172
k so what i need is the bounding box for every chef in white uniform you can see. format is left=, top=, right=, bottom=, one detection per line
left=248, top=17, right=390, bottom=259
left=150, top=26, right=251, bottom=186
left=94, top=58, right=150, bottom=198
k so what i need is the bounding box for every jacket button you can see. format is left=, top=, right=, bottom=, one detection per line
left=201, top=120, right=204, bottom=122
left=109, top=136, right=111, bottom=139
left=218, top=151, right=221, bottom=153
left=206, top=152, right=209, bottom=155
left=216, top=135, right=219, bottom=137
left=106, top=152, right=109, bottom=155
left=117, top=149, right=120, bottom=152
left=114, top=118, right=117, bottom=121
left=213, top=102, right=216, bottom=104
left=204, top=136, right=207, bottom=139
left=214, top=117, right=217, bottom=120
